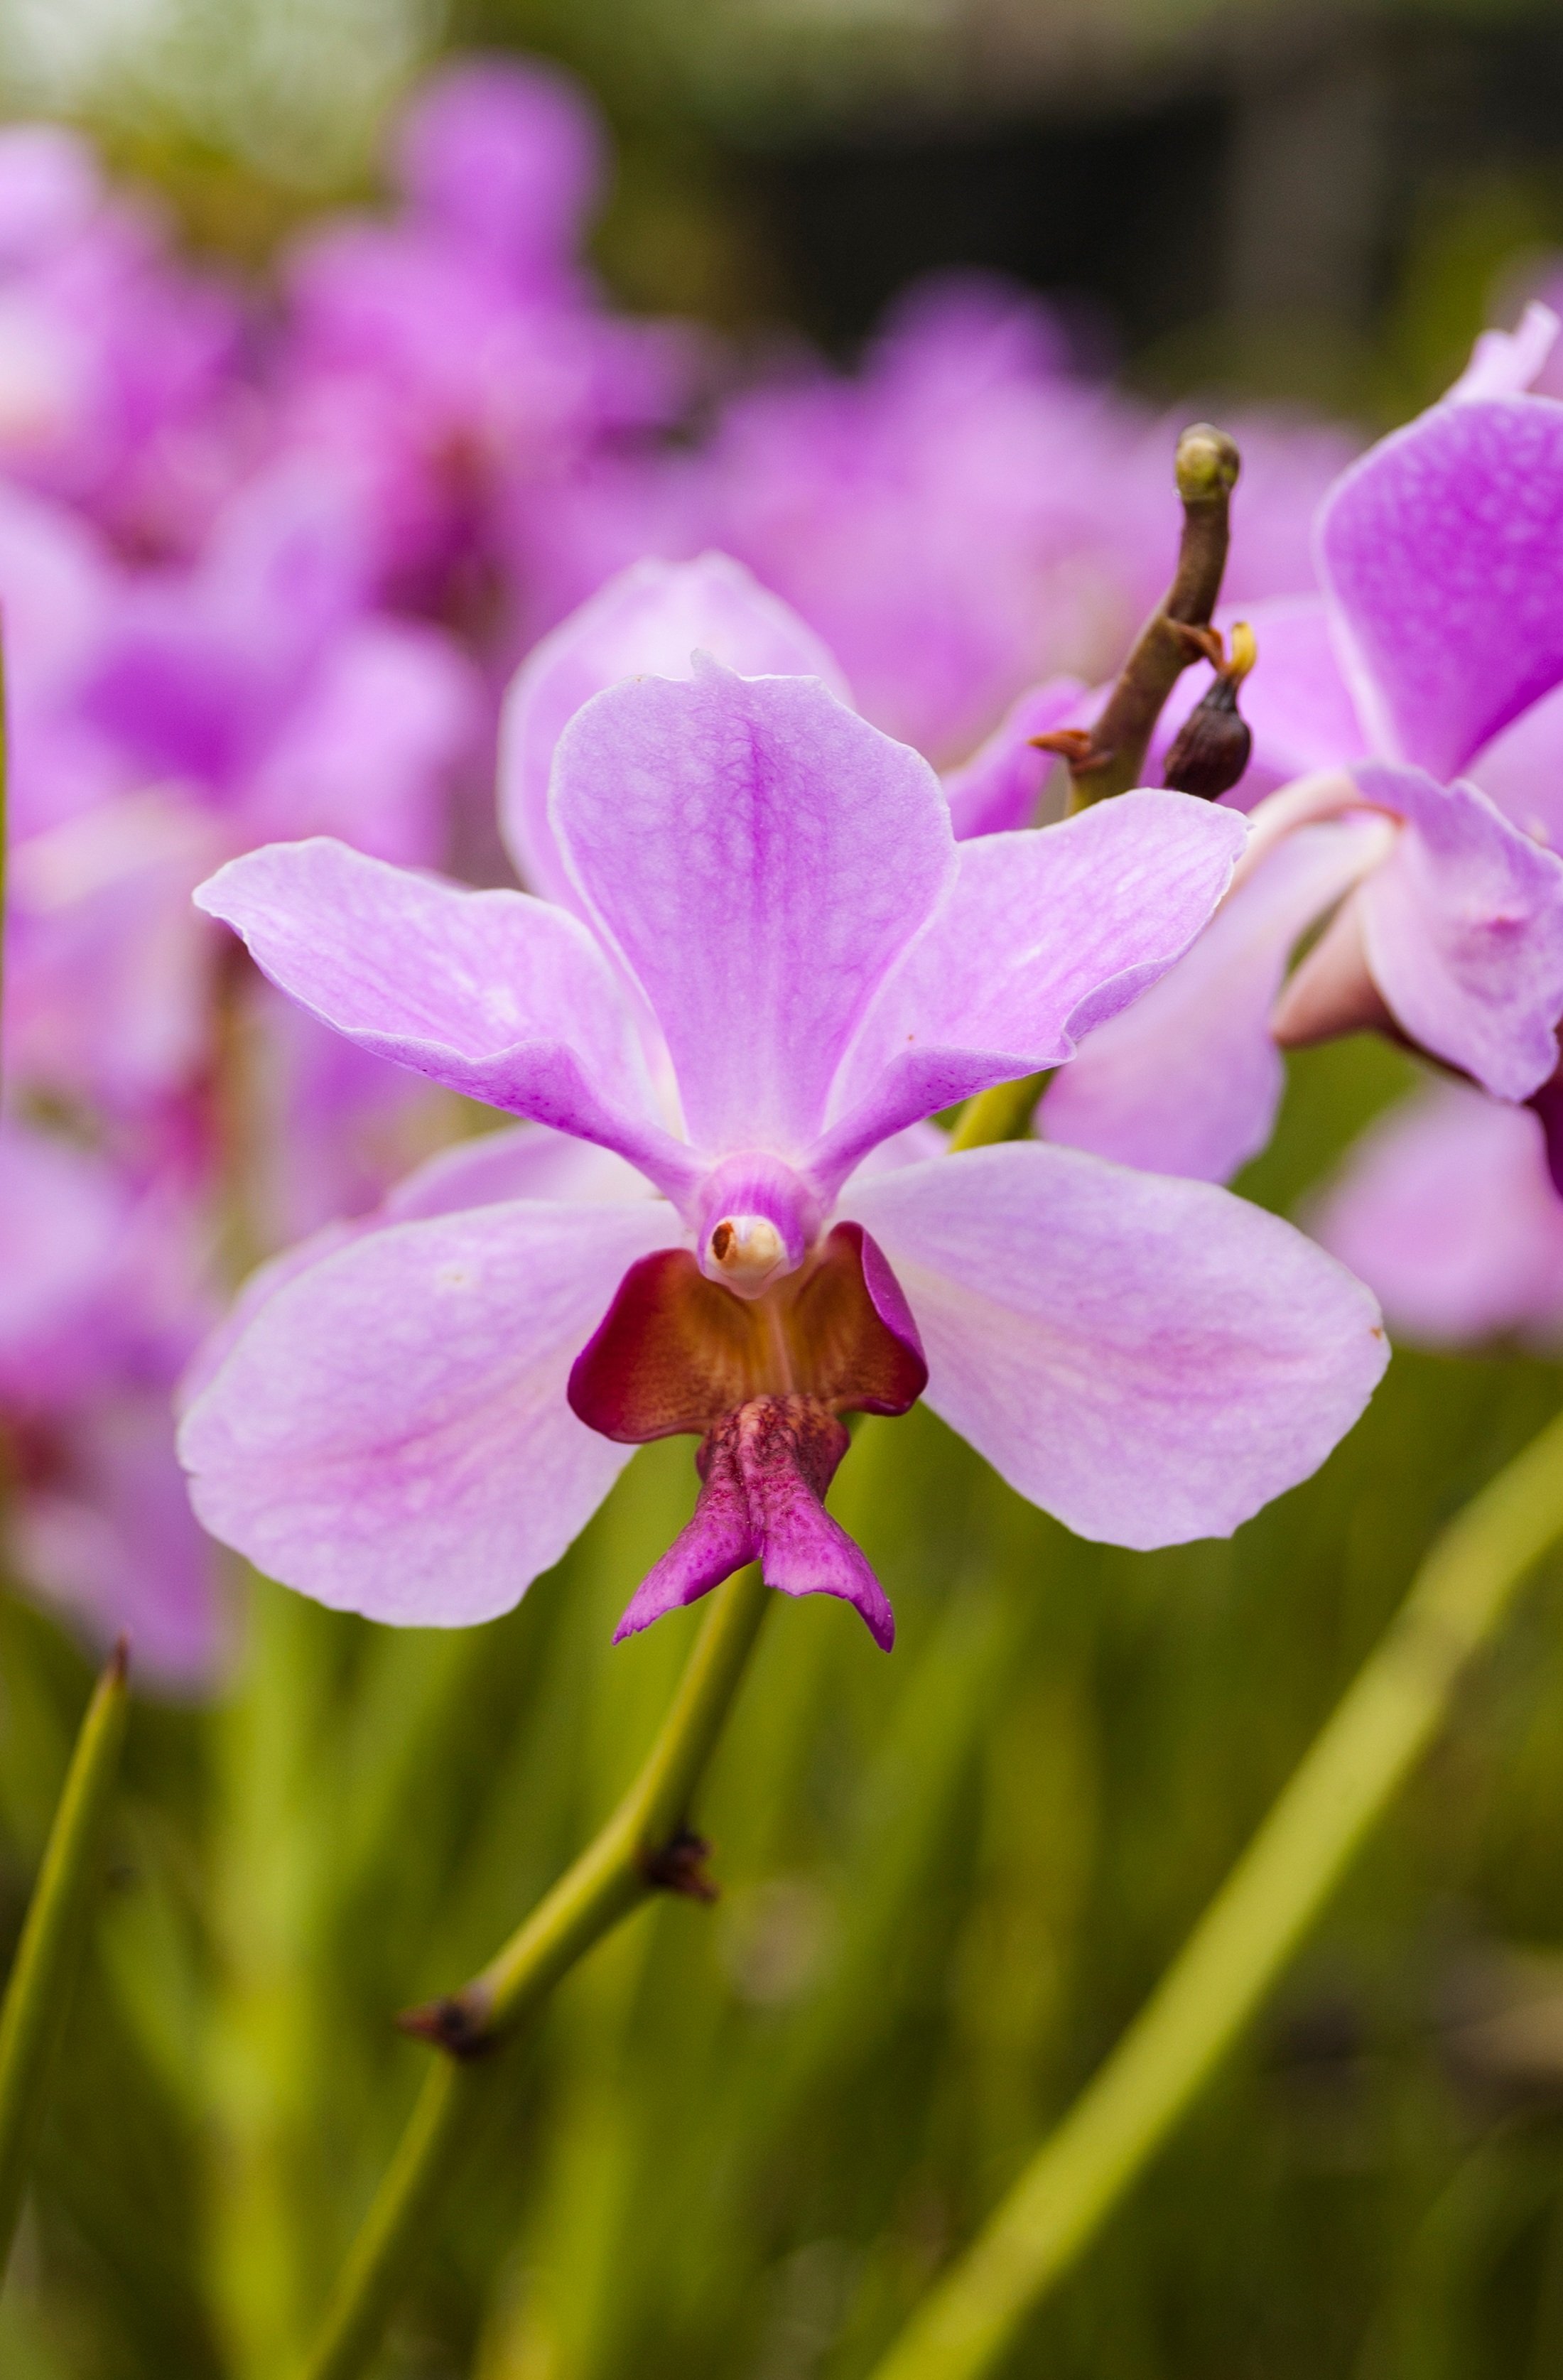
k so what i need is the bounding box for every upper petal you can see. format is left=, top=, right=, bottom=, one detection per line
left=178, top=1198, right=684, bottom=1625
left=551, top=658, right=956, bottom=1160
left=1318, top=391, right=1563, bottom=779
left=499, top=553, right=850, bottom=907
left=1042, top=819, right=1383, bottom=1182
left=195, top=838, right=696, bottom=1192
left=815, top=790, right=1245, bottom=1189
left=1353, top=759, right=1563, bottom=1099
left=847, top=1142, right=1386, bottom=1549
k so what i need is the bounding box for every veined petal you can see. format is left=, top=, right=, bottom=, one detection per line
left=1353, top=760, right=1563, bottom=1099
left=551, top=658, right=956, bottom=1159
left=1312, top=1081, right=1563, bottom=1346
left=178, top=1199, right=685, bottom=1626
left=814, top=790, right=1244, bottom=1190
left=499, top=553, right=850, bottom=907
left=195, top=838, right=696, bottom=1193
left=847, top=1143, right=1386, bottom=1549
left=1318, top=391, right=1563, bottom=779
left=1042, top=820, right=1383, bottom=1182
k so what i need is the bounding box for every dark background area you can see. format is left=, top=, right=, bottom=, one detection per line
left=459, top=0, right=1563, bottom=418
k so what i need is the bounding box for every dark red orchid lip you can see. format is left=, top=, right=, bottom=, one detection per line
left=566, top=1220, right=927, bottom=1445
left=568, top=1221, right=924, bottom=1650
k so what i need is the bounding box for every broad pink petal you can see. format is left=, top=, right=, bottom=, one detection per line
left=1313, top=1082, right=1563, bottom=1345
left=1318, top=391, right=1563, bottom=779
left=499, top=553, right=849, bottom=907
left=817, top=791, right=1245, bottom=1186
left=552, top=658, right=956, bottom=1159
left=847, top=1142, right=1387, bottom=1547
left=1042, top=821, right=1381, bottom=1181
left=178, top=1199, right=685, bottom=1625
left=195, top=838, right=696, bottom=1192
left=1354, top=761, right=1563, bottom=1098
left=940, top=677, right=1083, bottom=839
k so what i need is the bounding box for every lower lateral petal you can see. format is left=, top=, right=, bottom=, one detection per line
left=178, top=1198, right=683, bottom=1624
left=846, top=1142, right=1387, bottom=1550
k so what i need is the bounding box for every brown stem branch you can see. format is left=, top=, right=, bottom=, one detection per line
left=1039, top=424, right=1240, bottom=811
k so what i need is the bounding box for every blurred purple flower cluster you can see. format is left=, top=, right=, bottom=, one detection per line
left=8, top=49, right=1562, bottom=1679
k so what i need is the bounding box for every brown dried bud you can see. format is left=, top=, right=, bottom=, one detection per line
left=1162, top=620, right=1256, bottom=801
left=1162, top=674, right=1252, bottom=800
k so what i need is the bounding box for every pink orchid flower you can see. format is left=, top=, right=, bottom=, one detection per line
left=178, top=656, right=1385, bottom=1647
left=1043, top=308, right=1563, bottom=1184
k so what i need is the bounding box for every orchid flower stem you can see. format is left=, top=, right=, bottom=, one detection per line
left=297, top=1559, right=771, bottom=2380
left=867, top=1405, right=1563, bottom=2380
left=1059, top=423, right=1240, bottom=812
left=0, top=1640, right=130, bottom=2281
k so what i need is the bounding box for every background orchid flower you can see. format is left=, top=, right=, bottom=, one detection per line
left=272, top=57, right=698, bottom=620
left=1044, top=311, right=1563, bottom=1185
left=0, top=1121, right=223, bottom=1684
left=180, top=656, right=1385, bottom=1649
left=0, top=122, right=245, bottom=559
left=1311, top=1081, right=1563, bottom=1350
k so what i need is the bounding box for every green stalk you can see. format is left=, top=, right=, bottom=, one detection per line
left=946, top=1071, right=1052, bottom=1156
left=867, top=1406, right=1563, bottom=2380
left=0, top=1641, right=131, bottom=2278
left=297, top=1560, right=770, bottom=2380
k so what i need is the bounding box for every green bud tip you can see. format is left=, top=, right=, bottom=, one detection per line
left=1175, top=423, right=1240, bottom=503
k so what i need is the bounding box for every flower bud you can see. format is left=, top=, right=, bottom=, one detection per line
left=1162, top=620, right=1255, bottom=801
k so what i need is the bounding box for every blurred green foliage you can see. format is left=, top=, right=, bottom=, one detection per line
left=5, top=1037, right=1563, bottom=2377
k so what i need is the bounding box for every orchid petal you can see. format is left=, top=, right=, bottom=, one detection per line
left=1042, top=821, right=1383, bottom=1181
left=1470, top=680, right=1563, bottom=853
left=1353, top=760, right=1563, bottom=1099
left=551, top=658, right=955, bottom=1160
left=1313, top=1081, right=1563, bottom=1345
left=178, top=1199, right=685, bottom=1625
left=195, top=838, right=696, bottom=1192
left=816, top=791, right=1244, bottom=1189
left=940, top=677, right=1083, bottom=840
left=1318, top=391, right=1563, bottom=778
left=1216, top=595, right=1368, bottom=785
left=847, top=1142, right=1386, bottom=1548
left=500, top=553, right=850, bottom=907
